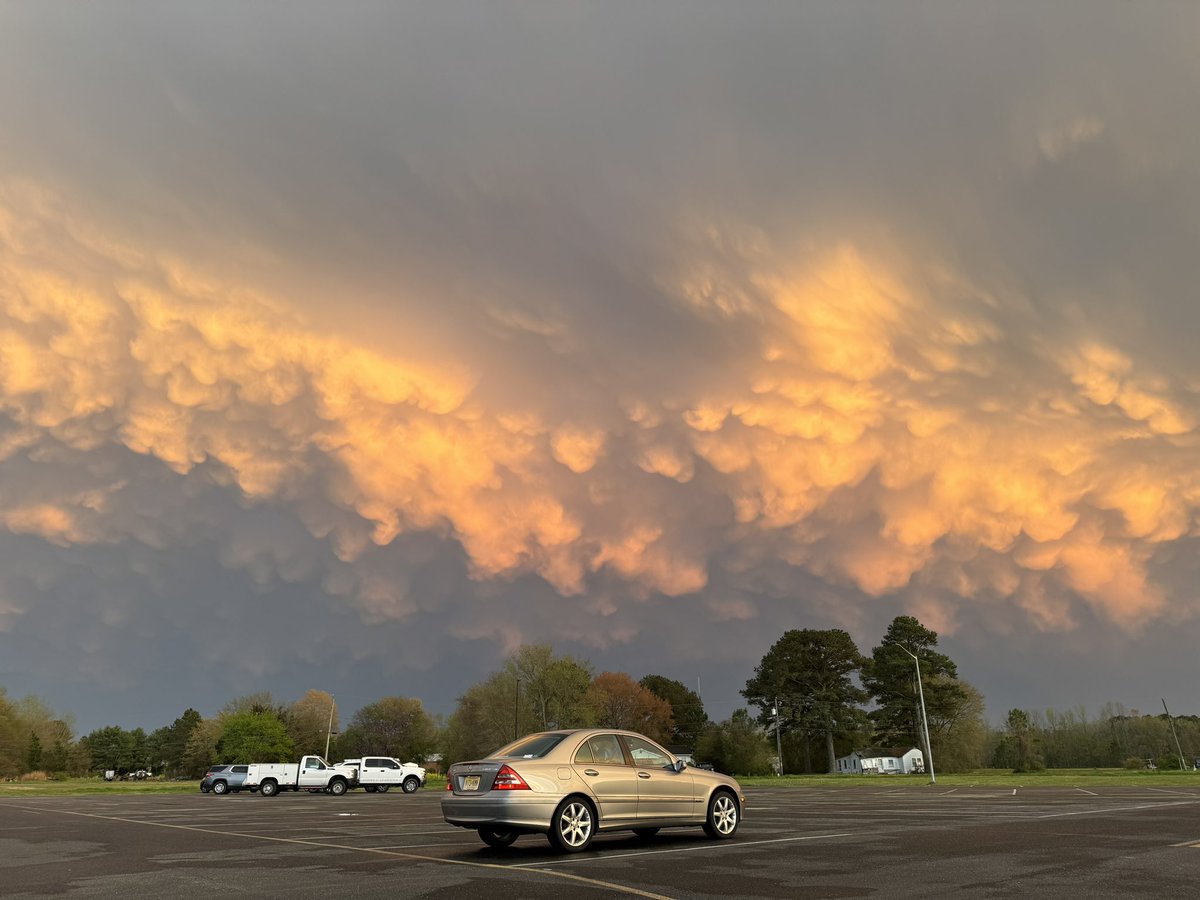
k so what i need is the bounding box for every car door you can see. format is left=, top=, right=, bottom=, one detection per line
left=571, top=734, right=639, bottom=825
left=622, top=735, right=695, bottom=821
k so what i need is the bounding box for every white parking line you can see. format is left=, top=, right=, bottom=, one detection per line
left=1075, top=789, right=1098, bottom=796
left=513, top=832, right=857, bottom=868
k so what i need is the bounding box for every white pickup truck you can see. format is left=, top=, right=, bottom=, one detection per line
left=340, top=757, right=426, bottom=794
left=246, top=756, right=359, bottom=796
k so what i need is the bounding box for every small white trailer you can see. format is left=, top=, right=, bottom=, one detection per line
left=245, top=756, right=358, bottom=796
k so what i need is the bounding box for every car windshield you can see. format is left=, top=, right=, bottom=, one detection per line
left=491, top=733, right=570, bottom=759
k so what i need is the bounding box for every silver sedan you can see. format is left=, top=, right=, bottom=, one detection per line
left=442, top=728, right=744, bottom=852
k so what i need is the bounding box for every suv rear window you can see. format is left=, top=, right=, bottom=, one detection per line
left=493, top=733, right=569, bottom=759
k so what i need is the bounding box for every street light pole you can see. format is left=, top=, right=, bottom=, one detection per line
left=514, top=677, right=520, bottom=741
left=900, top=647, right=936, bottom=784
left=773, top=697, right=783, bottom=776
left=324, top=695, right=336, bottom=761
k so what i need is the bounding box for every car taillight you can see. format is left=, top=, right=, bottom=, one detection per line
left=492, top=765, right=530, bottom=791
left=446, top=777, right=453, bottom=791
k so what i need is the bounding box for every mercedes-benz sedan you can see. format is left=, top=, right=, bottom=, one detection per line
left=442, top=729, right=744, bottom=852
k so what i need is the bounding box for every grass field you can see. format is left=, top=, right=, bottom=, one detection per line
left=3, top=769, right=1196, bottom=796
left=739, top=768, right=1200, bottom=788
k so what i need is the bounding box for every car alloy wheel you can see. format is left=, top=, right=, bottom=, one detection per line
left=550, top=798, right=594, bottom=852
left=703, top=791, right=739, bottom=839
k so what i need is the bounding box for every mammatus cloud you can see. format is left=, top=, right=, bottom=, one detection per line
left=2, top=178, right=1199, bottom=666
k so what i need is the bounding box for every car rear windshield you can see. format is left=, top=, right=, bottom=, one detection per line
left=492, top=733, right=569, bottom=759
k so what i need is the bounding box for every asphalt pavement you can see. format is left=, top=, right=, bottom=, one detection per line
left=3, top=783, right=1200, bottom=898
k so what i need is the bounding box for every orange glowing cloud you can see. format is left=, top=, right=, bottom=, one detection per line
left=3, top=181, right=1200, bottom=638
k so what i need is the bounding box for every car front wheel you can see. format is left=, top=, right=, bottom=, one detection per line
left=548, top=797, right=595, bottom=853
left=328, top=779, right=348, bottom=796
left=402, top=777, right=419, bottom=793
left=702, top=790, right=739, bottom=839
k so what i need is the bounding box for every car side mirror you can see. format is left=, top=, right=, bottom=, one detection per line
left=673, top=758, right=687, bottom=773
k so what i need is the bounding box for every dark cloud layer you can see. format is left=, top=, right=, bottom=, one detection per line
left=2, top=4, right=1200, bottom=731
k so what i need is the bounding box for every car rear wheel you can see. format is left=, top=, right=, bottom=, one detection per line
left=259, top=780, right=278, bottom=797
left=378, top=784, right=390, bottom=793
left=548, top=797, right=595, bottom=852
left=702, top=790, right=739, bottom=839
left=364, top=786, right=377, bottom=793
left=632, top=827, right=660, bottom=839
left=211, top=780, right=228, bottom=795
left=200, top=784, right=210, bottom=794
left=478, top=827, right=519, bottom=848
left=402, top=776, right=419, bottom=793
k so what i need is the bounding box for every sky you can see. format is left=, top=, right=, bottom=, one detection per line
left=2, top=2, right=1200, bottom=734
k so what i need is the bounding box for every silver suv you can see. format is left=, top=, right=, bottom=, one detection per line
left=200, top=764, right=250, bottom=794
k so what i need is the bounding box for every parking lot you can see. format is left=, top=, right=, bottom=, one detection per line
left=4, top=784, right=1200, bottom=898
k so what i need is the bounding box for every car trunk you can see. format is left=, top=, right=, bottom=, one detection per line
left=448, top=761, right=504, bottom=794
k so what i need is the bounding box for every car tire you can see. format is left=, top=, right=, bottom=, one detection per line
left=329, top=778, right=348, bottom=796
left=378, top=785, right=390, bottom=793
left=478, top=827, right=519, bottom=848
left=402, top=776, right=419, bottom=793
left=260, top=780, right=278, bottom=797
left=702, top=790, right=739, bottom=840
left=200, top=785, right=210, bottom=794
left=632, top=827, right=660, bottom=839
left=364, top=786, right=377, bottom=793
left=211, top=780, right=228, bottom=795
left=548, top=797, right=595, bottom=853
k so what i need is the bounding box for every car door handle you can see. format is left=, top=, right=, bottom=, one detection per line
left=584, top=769, right=599, bottom=776
left=638, top=772, right=651, bottom=779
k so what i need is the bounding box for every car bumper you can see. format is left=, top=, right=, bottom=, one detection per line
left=441, top=792, right=561, bottom=832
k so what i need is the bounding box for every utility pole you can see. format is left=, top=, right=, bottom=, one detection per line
left=773, top=697, right=784, bottom=776
left=514, top=677, right=521, bottom=741
left=1163, top=698, right=1187, bottom=772
left=324, top=695, right=336, bottom=760
left=901, top=647, right=936, bottom=784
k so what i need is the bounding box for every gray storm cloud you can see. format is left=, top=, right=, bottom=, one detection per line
left=1, top=2, right=1200, bottom=724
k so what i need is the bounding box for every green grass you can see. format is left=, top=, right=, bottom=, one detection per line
left=3, top=769, right=1195, bottom=796
left=0, top=779, right=200, bottom=796
left=738, top=768, right=1200, bottom=788
left=0, top=774, right=452, bottom=797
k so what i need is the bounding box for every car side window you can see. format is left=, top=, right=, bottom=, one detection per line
left=625, top=736, right=671, bottom=769
left=366, top=758, right=382, bottom=767
left=232, top=766, right=248, bottom=774
left=386, top=760, right=399, bottom=769
left=573, top=742, right=594, bottom=765
left=587, top=735, right=626, bottom=765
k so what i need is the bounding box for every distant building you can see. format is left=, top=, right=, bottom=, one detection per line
left=835, top=747, right=924, bottom=775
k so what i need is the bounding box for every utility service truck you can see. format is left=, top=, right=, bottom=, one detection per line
left=246, top=756, right=359, bottom=796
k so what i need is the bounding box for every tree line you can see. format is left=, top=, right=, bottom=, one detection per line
left=3, top=619, right=1197, bottom=779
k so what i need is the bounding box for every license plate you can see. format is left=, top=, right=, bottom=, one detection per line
left=463, top=775, right=480, bottom=791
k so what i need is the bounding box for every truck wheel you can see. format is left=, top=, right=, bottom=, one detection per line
left=364, top=785, right=377, bottom=793
left=402, top=777, right=419, bottom=793
left=259, top=780, right=278, bottom=797
left=211, top=780, right=228, bottom=795
left=329, top=778, right=348, bottom=796
left=377, top=784, right=390, bottom=793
